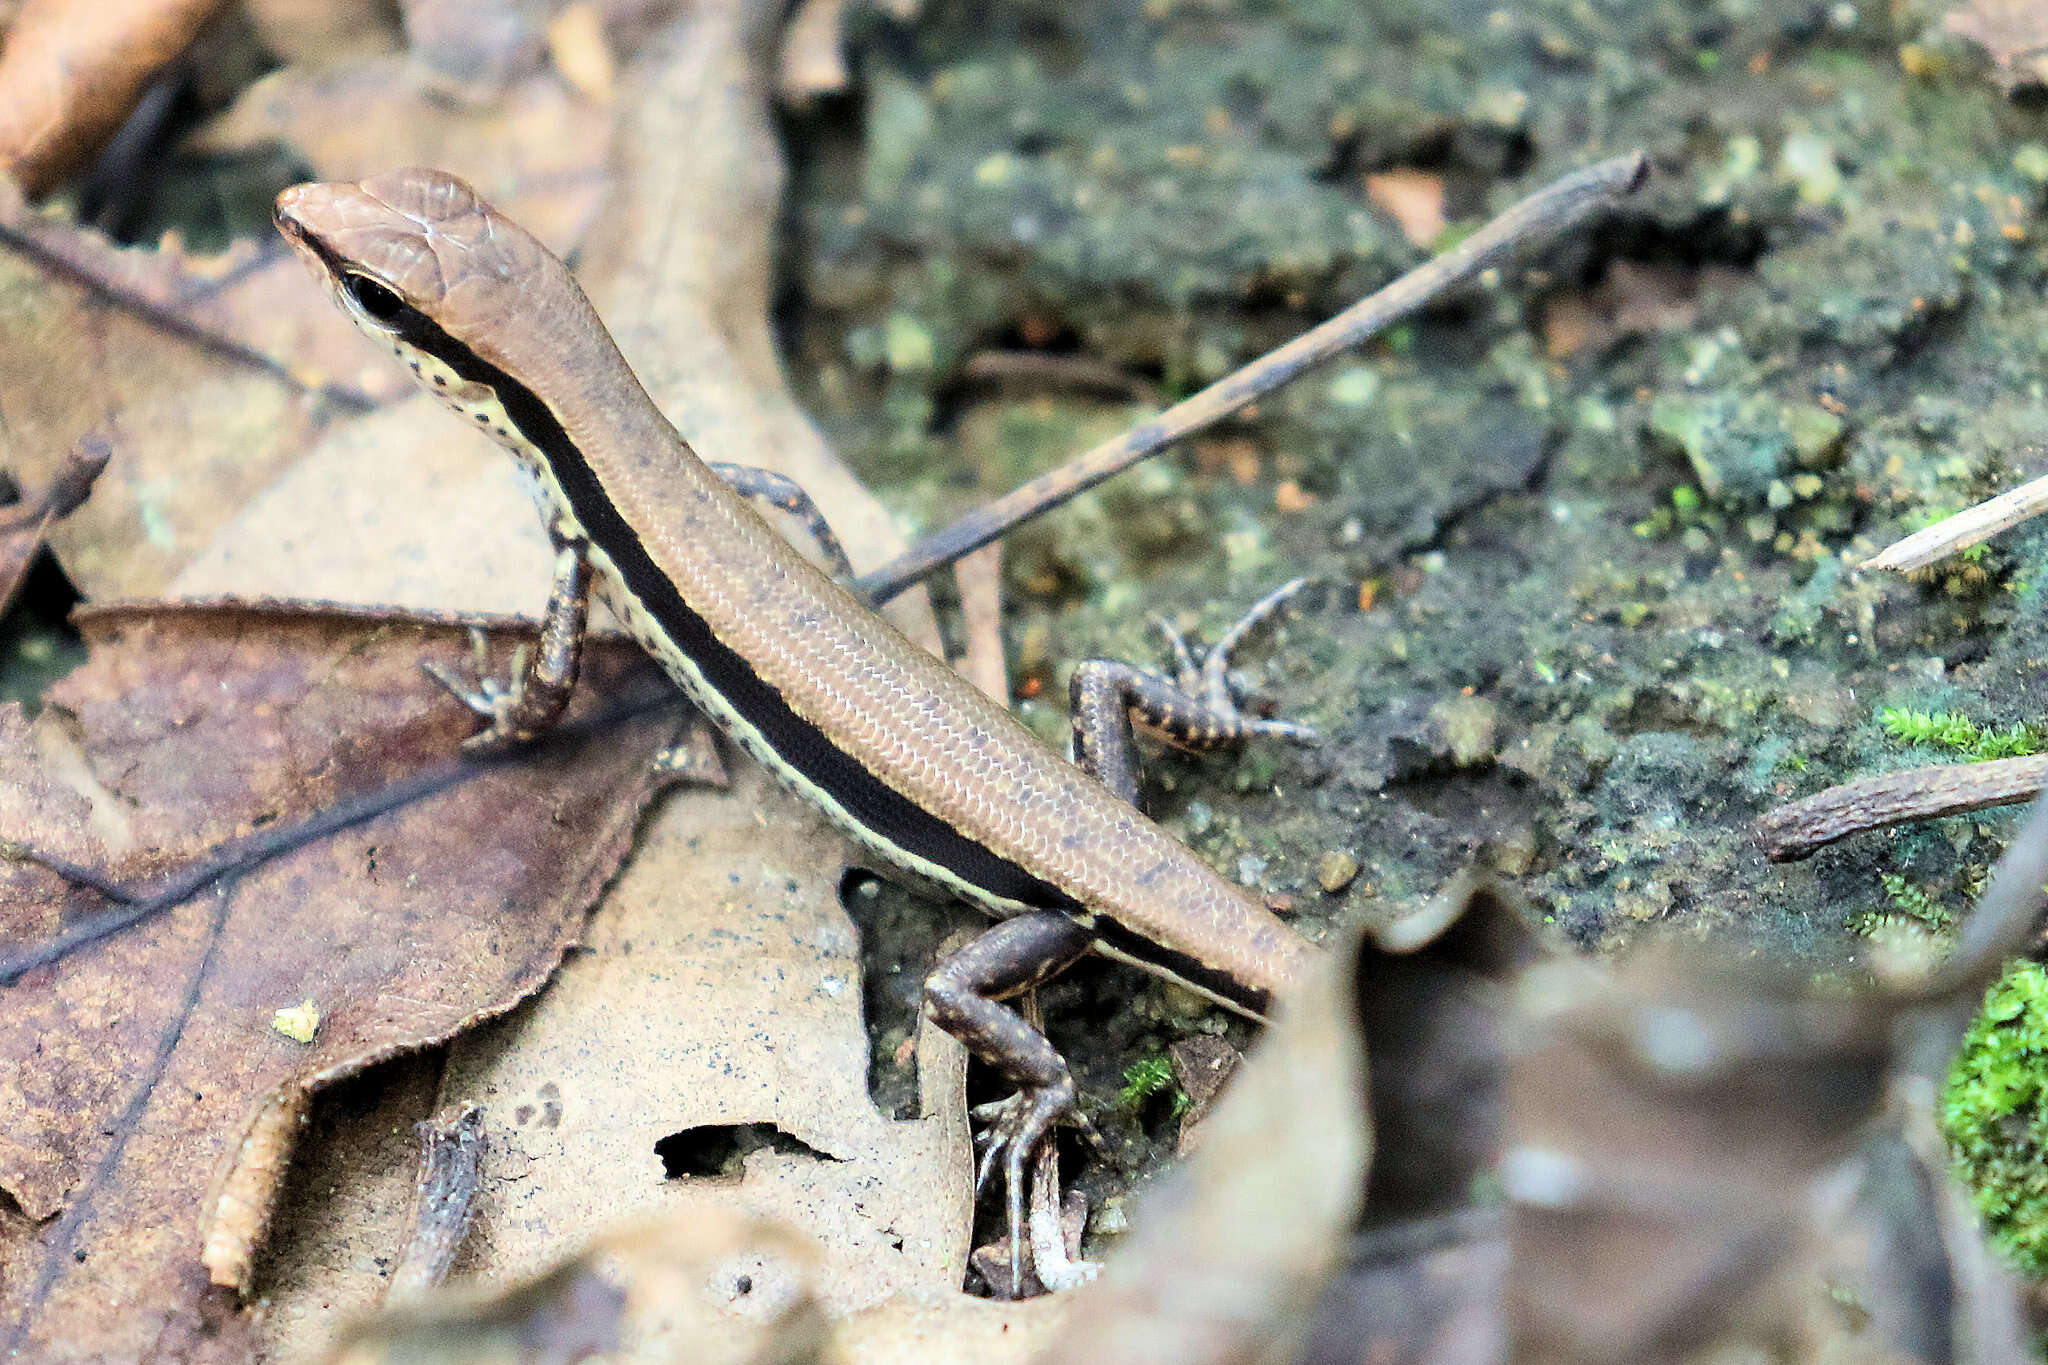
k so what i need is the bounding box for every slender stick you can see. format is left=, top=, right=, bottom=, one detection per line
left=387, top=1103, right=489, bottom=1300
left=1862, top=471, right=2048, bottom=574
left=857, top=152, right=1651, bottom=606
left=1753, top=755, right=2048, bottom=863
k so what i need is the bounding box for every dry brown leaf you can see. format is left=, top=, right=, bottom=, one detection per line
left=0, top=197, right=334, bottom=601
left=1500, top=878, right=2041, bottom=1365
left=324, top=1205, right=1068, bottom=1365
left=192, top=59, right=611, bottom=254
left=0, top=0, right=227, bottom=194
left=264, top=766, right=985, bottom=1361
left=0, top=177, right=405, bottom=408
left=1363, top=169, right=1448, bottom=250
left=432, top=762, right=975, bottom=1308
left=1538, top=259, right=1733, bottom=360
left=329, top=1206, right=833, bottom=1365
left=171, top=400, right=565, bottom=617
left=1945, top=0, right=2048, bottom=92
left=0, top=601, right=679, bottom=1360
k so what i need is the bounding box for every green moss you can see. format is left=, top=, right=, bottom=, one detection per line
left=1944, top=961, right=2048, bottom=1275
left=1846, top=872, right=1952, bottom=936
left=1879, top=707, right=2043, bottom=761
left=1118, top=1054, right=1189, bottom=1117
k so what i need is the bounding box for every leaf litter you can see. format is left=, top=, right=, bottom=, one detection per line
left=0, top=603, right=679, bottom=1360
left=0, top=0, right=983, bottom=1358
left=3, top=0, right=2045, bottom=1361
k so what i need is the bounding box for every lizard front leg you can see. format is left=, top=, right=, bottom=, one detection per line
left=424, top=529, right=593, bottom=750
left=426, top=462, right=849, bottom=751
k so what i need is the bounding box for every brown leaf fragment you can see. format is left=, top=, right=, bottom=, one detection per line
left=1044, top=888, right=1380, bottom=1364
left=1538, top=259, right=1732, bottom=360
left=193, top=60, right=612, bottom=255
left=1498, top=844, right=2040, bottom=1365
left=0, top=0, right=228, bottom=194
left=328, top=1207, right=833, bottom=1365
left=0, top=176, right=402, bottom=409
left=1363, top=169, right=1447, bottom=249
left=0, top=204, right=332, bottom=601
left=1945, top=0, right=2048, bottom=92
left=0, top=599, right=678, bottom=1361
left=423, top=762, right=976, bottom=1313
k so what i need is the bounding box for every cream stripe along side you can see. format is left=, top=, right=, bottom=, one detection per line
left=272, top=170, right=1316, bottom=1021
left=354, top=276, right=1082, bottom=926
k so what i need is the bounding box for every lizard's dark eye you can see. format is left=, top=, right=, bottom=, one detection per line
left=345, top=274, right=406, bottom=322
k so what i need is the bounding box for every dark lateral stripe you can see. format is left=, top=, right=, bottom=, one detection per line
left=1091, top=914, right=1269, bottom=1017
left=371, top=298, right=1081, bottom=915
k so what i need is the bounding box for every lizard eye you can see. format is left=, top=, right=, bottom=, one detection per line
left=344, top=273, right=406, bottom=322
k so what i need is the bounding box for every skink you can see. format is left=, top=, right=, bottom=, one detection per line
left=274, top=168, right=1318, bottom=1287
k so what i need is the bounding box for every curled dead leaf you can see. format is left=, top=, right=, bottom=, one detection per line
left=0, top=599, right=679, bottom=1359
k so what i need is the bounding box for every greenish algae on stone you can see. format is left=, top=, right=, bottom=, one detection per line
left=782, top=0, right=2048, bottom=1252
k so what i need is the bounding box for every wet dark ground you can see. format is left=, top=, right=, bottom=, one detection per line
left=781, top=0, right=2048, bottom=1263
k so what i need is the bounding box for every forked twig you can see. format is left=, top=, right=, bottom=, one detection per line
left=858, top=152, right=1651, bottom=606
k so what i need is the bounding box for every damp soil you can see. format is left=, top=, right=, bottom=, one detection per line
left=782, top=0, right=2048, bottom=1265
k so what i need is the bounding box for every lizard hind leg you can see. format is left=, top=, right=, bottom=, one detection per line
left=923, top=910, right=1100, bottom=1296
left=1068, top=577, right=1319, bottom=805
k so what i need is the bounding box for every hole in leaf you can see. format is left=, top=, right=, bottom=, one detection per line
left=654, top=1123, right=839, bottom=1180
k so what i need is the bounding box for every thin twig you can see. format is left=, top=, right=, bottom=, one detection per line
left=0, top=436, right=112, bottom=533
left=857, top=151, right=1651, bottom=605
left=1753, top=755, right=2048, bottom=863
left=387, top=1103, right=489, bottom=1300
left=1863, top=471, right=2048, bottom=574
